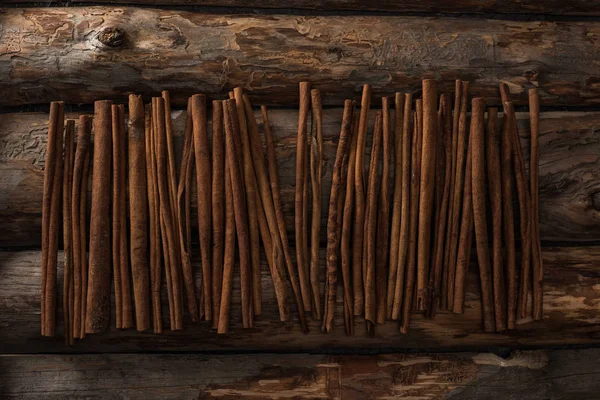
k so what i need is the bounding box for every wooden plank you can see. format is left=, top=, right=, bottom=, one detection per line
left=0, top=247, right=599, bottom=354
left=1, top=109, right=599, bottom=247
left=2, top=350, right=598, bottom=399
left=3, top=0, right=600, bottom=17
left=2, top=8, right=600, bottom=107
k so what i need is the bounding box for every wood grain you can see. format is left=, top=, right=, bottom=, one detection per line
left=2, top=8, right=600, bottom=107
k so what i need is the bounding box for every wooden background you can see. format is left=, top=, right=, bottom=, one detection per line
left=1, top=1, right=600, bottom=398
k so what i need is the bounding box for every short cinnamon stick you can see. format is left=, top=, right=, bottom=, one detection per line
left=63, top=119, right=75, bottom=344
left=322, top=99, right=354, bottom=333
left=211, top=100, right=225, bottom=328
left=86, top=100, right=112, bottom=334
left=529, top=88, right=543, bottom=321
left=486, top=107, right=507, bottom=332
left=128, top=94, right=151, bottom=331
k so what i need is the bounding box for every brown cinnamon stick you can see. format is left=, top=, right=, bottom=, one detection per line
left=145, top=104, right=163, bottom=334
left=261, top=106, right=309, bottom=332
left=486, top=107, right=507, bottom=331
left=446, top=81, right=469, bottom=311
left=375, top=98, right=392, bottom=323
left=295, top=82, right=312, bottom=313
left=128, top=95, right=151, bottom=331
left=63, top=119, right=75, bottom=344
left=309, top=89, right=324, bottom=320
left=86, top=100, right=112, bottom=334
left=223, top=98, right=253, bottom=328
left=391, top=93, right=412, bottom=321
left=79, top=138, right=91, bottom=338
left=72, top=115, right=92, bottom=339
left=353, top=84, right=371, bottom=316
left=322, top=99, right=354, bottom=333
left=211, top=100, right=225, bottom=328
left=191, top=94, right=213, bottom=322
left=243, top=95, right=290, bottom=321
left=387, top=93, right=404, bottom=319
left=470, top=97, right=496, bottom=333
left=529, top=88, right=543, bottom=321
left=400, top=104, right=422, bottom=334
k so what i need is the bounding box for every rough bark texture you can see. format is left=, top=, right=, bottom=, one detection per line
left=2, top=8, right=600, bottom=107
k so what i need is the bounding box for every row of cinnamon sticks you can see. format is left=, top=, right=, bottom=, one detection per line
left=314, top=80, right=543, bottom=335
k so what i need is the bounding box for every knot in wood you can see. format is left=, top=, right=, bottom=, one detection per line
left=97, top=27, right=125, bottom=47
left=591, top=191, right=600, bottom=211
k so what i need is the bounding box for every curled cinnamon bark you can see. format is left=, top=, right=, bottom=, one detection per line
left=191, top=94, right=213, bottom=322
left=261, top=105, right=308, bottom=332
left=416, top=79, right=437, bottom=311
left=353, top=84, right=371, bottom=316
left=79, top=133, right=91, bottom=338
left=470, top=97, right=495, bottom=333
left=63, top=119, right=75, bottom=344
left=322, top=99, right=354, bottom=333
left=387, top=93, right=404, bottom=319
left=310, top=89, right=324, bottom=320
left=486, top=107, right=507, bottom=332
left=211, top=100, right=225, bottom=328
left=128, top=95, right=151, bottom=331
left=86, top=100, right=112, bottom=334
left=72, top=115, right=92, bottom=339
left=529, top=89, right=543, bottom=321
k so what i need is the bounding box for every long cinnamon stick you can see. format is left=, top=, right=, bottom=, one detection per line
left=191, top=94, right=213, bottom=322
left=529, top=88, right=543, bottom=321
left=353, top=84, right=371, bottom=316
left=471, top=97, right=495, bottom=333
left=486, top=107, right=507, bottom=332
left=391, top=93, right=413, bottom=321
left=86, top=100, right=112, bottom=334
left=128, top=95, right=151, bottom=331
left=78, top=135, right=91, bottom=338
left=427, top=94, right=452, bottom=319
left=72, top=115, right=92, bottom=339
left=309, top=89, right=324, bottom=320
left=295, top=82, right=312, bottom=313
left=223, top=98, right=253, bottom=328
left=243, top=95, right=289, bottom=321
left=387, top=93, right=404, bottom=318
left=261, top=106, right=309, bottom=332
left=416, top=80, right=437, bottom=311
left=375, top=98, right=392, bottom=323
left=446, top=81, right=469, bottom=311
left=400, top=104, right=422, bottom=334
left=63, top=119, right=75, bottom=344
left=322, top=100, right=354, bottom=333
left=211, top=100, right=225, bottom=328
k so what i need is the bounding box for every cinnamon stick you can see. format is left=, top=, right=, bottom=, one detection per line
left=145, top=104, right=163, bottom=334
left=442, top=80, right=462, bottom=311
left=529, top=88, right=543, bottom=321
left=391, top=93, right=412, bottom=321
left=322, top=99, right=354, bottom=333
left=471, top=97, right=495, bottom=333
left=211, top=100, right=225, bottom=328
left=486, top=107, right=507, bottom=331
left=223, top=98, right=253, bottom=328
left=365, top=112, right=382, bottom=334
left=353, top=84, right=371, bottom=316
left=128, top=95, right=151, bottom=331
left=416, top=79, right=437, bottom=311
left=400, top=104, right=422, bottom=334
left=261, top=106, right=309, bottom=332
left=427, top=94, right=452, bottom=319
left=387, top=93, right=404, bottom=319
left=243, top=95, right=289, bottom=321
left=309, top=89, right=324, bottom=320
left=78, top=138, right=90, bottom=338
left=63, top=119, right=75, bottom=344
left=295, top=82, right=312, bottom=313
left=446, top=81, right=469, bottom=311
left=191, top=94, right=213, bottom=322
left=86, top=100, right=112, bottom=334
left=72, top=115, right=92, bottom=339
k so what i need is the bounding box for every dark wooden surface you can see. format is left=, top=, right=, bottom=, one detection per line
left=2, top=8, right=600, bottom=107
